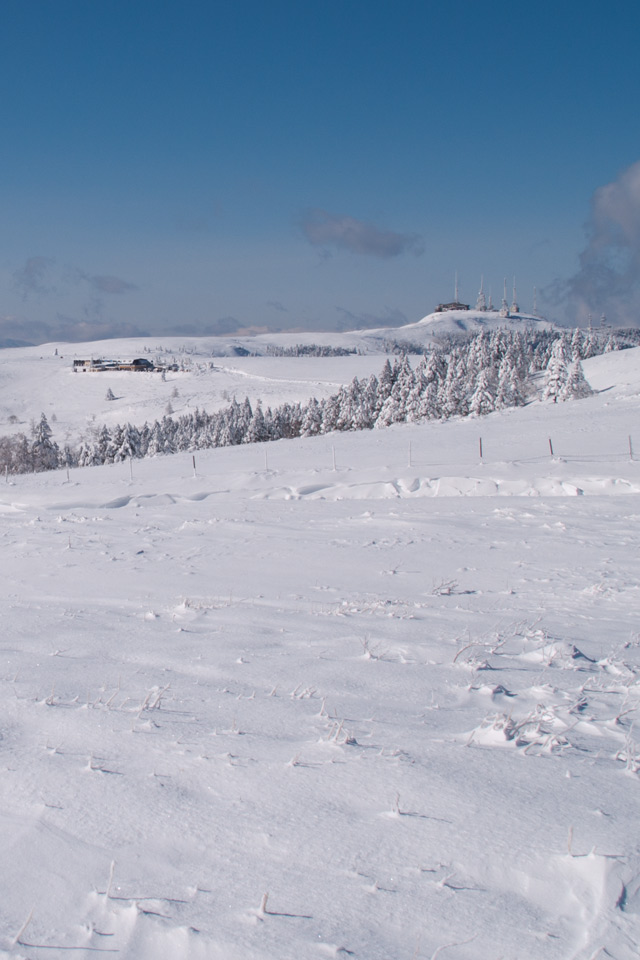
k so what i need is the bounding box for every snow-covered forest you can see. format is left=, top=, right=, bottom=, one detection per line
left=0, top=328, right=615, bottom=474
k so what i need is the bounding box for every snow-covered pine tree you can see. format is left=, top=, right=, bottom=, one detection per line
left=466, top=332, right=491, bottom=380
left=146, top=420, right=167, bottom=456
left=468, top=368, right=496, bottom=417
left=376, top=358, right=415, bottom=427
left=542, top=340, right=570, bottom=403
left=558, top=360, right=594, bottom=401
left=570, top=327, right=584, bottom=361
left=359, top=375, right=379, bottom=428
left=300, top=397, right=323, bottom=436
left=336, top=380, right=361, bottom=431
left=439, top=350, right=468, bottom=418
left=31, top=413, right=60, bottom=472
left=283, top=402, right=304, bottom=439
left=320, top=392, right=341, bottom=434
left=244, top=401, right=269, bottom=443
left=112, top=423, right=142, bottom=461
left=495, top=355, right=524, bottom=409
left=160, top=415, right=178, bottom=454
left=418, top=378, right=441, bottom=420
left=239, top=397, right=254, bottom=438
left=9, top=433, right=32, bottom=473
left=376, top=359, right=395, bottom=414
left=405, top=360, right=428, bottom=422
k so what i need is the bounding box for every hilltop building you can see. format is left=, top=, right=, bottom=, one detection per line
left=435, top=300, right=470, bottom=313
left=436, top=275, right=535, bottom=319
left=435, top=273, right=470, bottom=312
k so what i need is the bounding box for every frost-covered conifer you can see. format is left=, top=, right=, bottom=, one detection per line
left=582, top=330, right=600, bottom=358
left=468, top=369, right=496, bottom=417
left=320, top=393, right=341, bottom=434
left=146, top=420, right=167, bottom=456
left=376, top=359, right=414, bottom=427
left=418, top=379, right=440, bottom=420
left=440, top=351, right=468, bottom=418
left=359, top=375, right=379, bottom=428
left=559, top=360, right=594, bottom=401
left=406, top=363, right=428, bottom=422
left=466, top=332, right=491, bottom=379
left=495, top=357, right=525, bottom=409
left=542, top=341, right=569, bottom=403
left=336, top=380, right=360, bottom=431
left=376, top=359, right=395, bottom=412
left=31, top=413, right=60, bottom=472
left=113, top=423, right=142, bottom=461
left=571, top=327, right=584, bottom=361
left=301, top=397, right=323, bottom=436
left=244, top=402, right=269, bottom=443
left=10, top=433, right=33, bottom=473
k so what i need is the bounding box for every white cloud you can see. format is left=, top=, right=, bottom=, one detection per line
left=551, top=160, right=640, bottom=324
left=301, top=209, right=423, bottom=259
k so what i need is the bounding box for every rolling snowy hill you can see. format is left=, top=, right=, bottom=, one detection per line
left=413, top=307, right=555, bottom=337
left=0, top=343, right=639, bottom=960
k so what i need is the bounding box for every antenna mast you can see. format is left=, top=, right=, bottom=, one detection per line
left=499, top=277, right=509, bottom=317
left=510, top=276, right=519, bottom=314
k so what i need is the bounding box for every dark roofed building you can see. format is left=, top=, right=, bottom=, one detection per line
left=434, top=301, right=470, bottom=313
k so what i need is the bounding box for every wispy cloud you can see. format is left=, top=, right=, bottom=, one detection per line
left=0, top=313, right=150, bottom=347
left=301, top=209, right=424, bottom=259
left=207, top=316, right=241, bottom=335
left=64, top=271, right=139, bottom=323
left=335, top=306, right=409, bottom=331
left=88, top=274, right=138, bottom=295
left=548, top=160, right=640, bottom=324
left=12, top=256, right=56, bottom=299
left=12, top=258, right=138, bottom=309
left=266, top=300, right=288, bottom=313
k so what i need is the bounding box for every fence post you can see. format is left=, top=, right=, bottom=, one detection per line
left=548, top=437, right=554, bottom=457
left=629, top=436, right=634, bottom=462
left=479, top=437, right=483, bottom=461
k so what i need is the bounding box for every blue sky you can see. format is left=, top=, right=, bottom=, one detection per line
left=2, top=0, right=640, bottom=342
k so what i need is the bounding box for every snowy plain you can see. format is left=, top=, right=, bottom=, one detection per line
left=1, top=340, right=640, bottom=959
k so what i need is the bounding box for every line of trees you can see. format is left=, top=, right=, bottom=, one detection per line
left=0, top=328, right=614, bottom=475
left=265, top=344, right=356, bottom=357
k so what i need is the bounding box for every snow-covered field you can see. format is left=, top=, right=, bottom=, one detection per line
left=1, top=343, right=640, bottom=959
